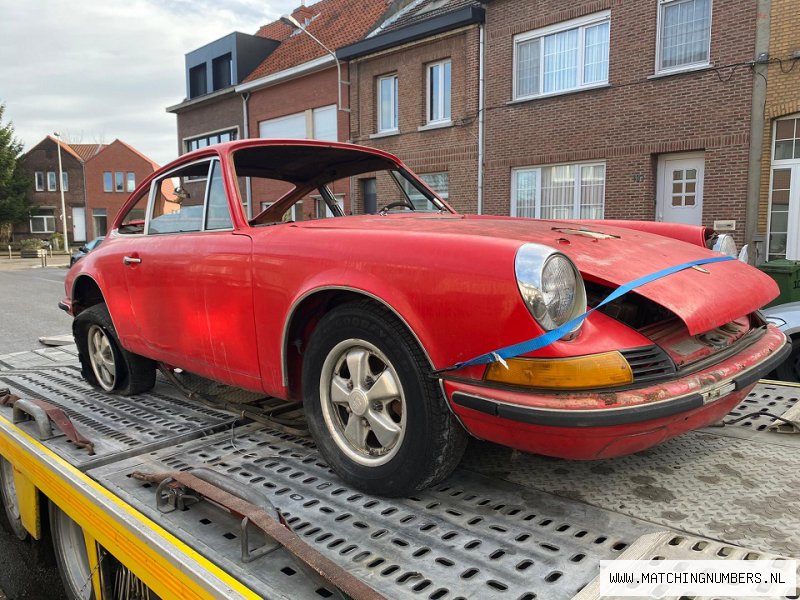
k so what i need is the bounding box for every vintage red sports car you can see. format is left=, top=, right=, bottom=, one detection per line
left=61, top=139, right=788, bottom=496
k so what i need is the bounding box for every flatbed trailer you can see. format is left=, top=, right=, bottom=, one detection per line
left=0, top=346, right=798, bottom=599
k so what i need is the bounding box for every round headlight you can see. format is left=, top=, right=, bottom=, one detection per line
left=515, top=244, right=587, bottom=333
left=712, top=234, right=737, bottom=258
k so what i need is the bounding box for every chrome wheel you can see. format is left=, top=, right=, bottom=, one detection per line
left=0, top=458, right=27, bottom=540
left=87, top=324, right=116, bottom=391
left=320, top=339, right=406, bottom=467
left=51, top=503, right=93, bottom=599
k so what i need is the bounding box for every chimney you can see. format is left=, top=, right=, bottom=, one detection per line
left=292, top=3, right=314, bottom=24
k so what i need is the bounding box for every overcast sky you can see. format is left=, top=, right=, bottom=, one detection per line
left=0, top=0, right=306, bottom=166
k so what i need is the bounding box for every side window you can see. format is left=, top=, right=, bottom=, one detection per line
left=149, top=161, right=210, bottom=235
left=205, top=161, right=233, bottom=230
left=118, top=188, right=151, bottom=235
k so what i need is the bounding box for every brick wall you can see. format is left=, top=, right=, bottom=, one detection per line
left=83, top=141, right=158, bottom=239
left=483, top=0, right=756, bottom=244
left=17, top=139, right=85, bottom=244
left=349, top=26, right=481, bottom=214
left=757, top=0, right=800, bottom=240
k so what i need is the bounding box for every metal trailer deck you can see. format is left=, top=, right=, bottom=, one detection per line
left=0, top=346, right=798, bottom=599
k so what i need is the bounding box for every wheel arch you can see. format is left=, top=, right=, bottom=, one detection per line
left=282, top=286, right=434, bottom=399
left=71, top=274, right=105, bottom=316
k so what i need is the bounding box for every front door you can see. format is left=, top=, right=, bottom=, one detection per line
left=657, top=153, right=705, bottom=225
left=72, top=207, right=86, bottom=242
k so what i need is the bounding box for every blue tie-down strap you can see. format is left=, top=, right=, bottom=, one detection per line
left=435, top=255, right=735, bottom=374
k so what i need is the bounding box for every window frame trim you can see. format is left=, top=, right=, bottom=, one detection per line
left=654, top=0, right=714, bottom=76
left=426, top=59, right=452, bottom=125
left=766, top=115, right=800, bottom=260
left=183, top=126, right=240, bottom=154
left=511, top=160, right=607, bottom=220
left=377, top=73, right=399, bottom=133
left=512, top=10, right=611, bottom=102
left=29, top=207, right=56, bottom=234
left=47, top=171, right=57, bottom=192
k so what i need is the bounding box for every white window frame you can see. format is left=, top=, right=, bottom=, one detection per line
left=103, top=172, right=113, bottom=192
left=29, top=207, right=56, bottom=233
left=47, top=171, right=57, bottom=192
left=61, top=171, right=69, bottom=192
left=127, top=172, right=136, bottom=193
left=655, top=0, right=713, bottom=75
left=377, top=74, right=399, bottom=133
left=513, top=10, right=610, bottom=101
left=115, top=171, right=124, bottom=192
left=34, top=171, right=44, bottom=191
left=258, top=106, right=337, bottom=141
left=766, top=115, right=800, bottom=260
left=426, top=60, right=451, bottom=125
left=511, top=161, right=606, bottom=219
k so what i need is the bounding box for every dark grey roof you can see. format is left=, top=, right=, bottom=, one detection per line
left=337, top=0, right=485, bottom=60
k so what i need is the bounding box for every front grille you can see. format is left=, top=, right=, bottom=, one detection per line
left=621, top=346, right=676, bottom=383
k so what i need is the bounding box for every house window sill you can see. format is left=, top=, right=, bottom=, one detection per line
left=418, top=120, right=453, bottom=132
left=507, top=83, right=610, bottom=105
left=648, top=63, right=713, bottom=80
left=369, top=130, right=400, bottom=140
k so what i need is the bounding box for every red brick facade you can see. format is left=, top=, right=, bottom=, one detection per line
left=349, top=26, right=482, bottom=214
left=83, top=140, right=160, bottom=239
left=482, top=0, right=756, bottom=244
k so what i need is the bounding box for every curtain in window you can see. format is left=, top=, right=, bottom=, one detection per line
left=661, top=0, right=710, bottom=69
left=541, top=165, right=575, bottom=219
left=580, top=165, right=605, bottom=219
left=584, top=22, right=610, bottom=84
left=514, top=170, right=537, bottom=218
left=543, top=29, right=578, bottom=94
left=517, top=39, right=540, bottom=98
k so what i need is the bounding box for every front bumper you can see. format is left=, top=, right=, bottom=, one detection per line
left=444, top=325, right=788, bottom=459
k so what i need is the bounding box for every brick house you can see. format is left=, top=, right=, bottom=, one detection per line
left=757, top=0, right=800, bottom=262
left=479, top=0, right=757, bottom=246
left=17, top=137, right=95, bottom=247
left=18, top=136, right=157, bottom=246
left=168, top=0, right=397, bottom=220
left=339, top=0, right=486, bottom=214
left=83, top=140, right=161, bottom=239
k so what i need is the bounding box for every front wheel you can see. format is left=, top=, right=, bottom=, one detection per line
left=302, top=302, right=467, bottom=496
left=73, top=303, right=156, bottom=396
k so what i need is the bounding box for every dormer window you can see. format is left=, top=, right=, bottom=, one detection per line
left=189, top=64, right=207, bottom=98
left=212, top=53, right=232, bottom=91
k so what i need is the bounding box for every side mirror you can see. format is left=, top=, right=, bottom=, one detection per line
left=79, top=246, right=88, bottom=253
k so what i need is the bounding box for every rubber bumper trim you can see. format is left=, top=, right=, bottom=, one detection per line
left=452, top=391, right=704, bottom=428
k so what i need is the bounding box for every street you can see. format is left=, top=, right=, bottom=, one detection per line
left=0, top=259, right=69, bottom=600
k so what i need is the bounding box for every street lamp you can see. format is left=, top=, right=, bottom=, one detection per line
left=53, top=132, right=69, bottom=251
left=280, top=14, right=348, bottom=112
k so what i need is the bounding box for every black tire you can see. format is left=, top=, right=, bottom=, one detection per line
left=73, top=303, right=156, bottom=396
left=302, top=301, right=468, bottom=497
left=775, top=338, right=800, bottom=382
left=50, top=502, right=95, bottom=600
left=0, top=457, right=28, bottom=540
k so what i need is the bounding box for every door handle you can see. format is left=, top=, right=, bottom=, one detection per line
left=123, top=256, right=142, bottom=265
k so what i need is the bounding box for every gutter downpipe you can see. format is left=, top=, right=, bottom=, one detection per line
left=477, top=23, right=485, bottom=215
left=745, top=0, right=771, bottom=264
left=242, top=91, right=253, bottom=219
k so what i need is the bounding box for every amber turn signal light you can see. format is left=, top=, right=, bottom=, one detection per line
left=484, top=351, right=634, bottom=390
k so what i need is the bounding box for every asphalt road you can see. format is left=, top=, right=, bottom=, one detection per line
left=0, top=263, right=72, bottom=353
left=0, top=261, right=69, bottom=599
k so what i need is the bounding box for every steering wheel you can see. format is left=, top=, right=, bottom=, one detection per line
left=379, top=201, right=415, bottom=214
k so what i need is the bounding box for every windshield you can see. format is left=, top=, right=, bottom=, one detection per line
left=231, top=144, right=451, bottom=225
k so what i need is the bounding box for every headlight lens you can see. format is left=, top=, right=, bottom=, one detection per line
left=515, top=244, right=587, bottom=333
left=712, top=234, right=737, bottom=258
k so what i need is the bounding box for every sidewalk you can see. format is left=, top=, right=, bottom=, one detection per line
left=0, top=254, right=70, bottom=271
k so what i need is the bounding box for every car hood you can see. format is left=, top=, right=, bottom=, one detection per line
left=301, top=214, right=778, bottom=335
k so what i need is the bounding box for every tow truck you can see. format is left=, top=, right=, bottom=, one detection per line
left=0, top=343, right=798, bottom=599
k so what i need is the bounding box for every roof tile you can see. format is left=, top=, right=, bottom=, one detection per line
left=245, top=0, right=394, bottom=82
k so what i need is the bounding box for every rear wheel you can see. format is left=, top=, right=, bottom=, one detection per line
left=73, top=303, right=156, bottom=396
left=50, top=502, right=94, bottom=600
left=302, top=302, right=468, bottom=496
left=0, top=457, right=27, bottom=540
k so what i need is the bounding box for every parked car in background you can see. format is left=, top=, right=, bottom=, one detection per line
left=763, top=302, right=800, bottom=381
left=69, top=237, right=104, bottom=266
left=60, top=139, right=788, bottom=496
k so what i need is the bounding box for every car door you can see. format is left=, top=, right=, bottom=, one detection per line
left=121, top=158, right=260, bottom=390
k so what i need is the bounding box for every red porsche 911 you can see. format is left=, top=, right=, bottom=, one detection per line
left=61, top=139, right=788, bottom=496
